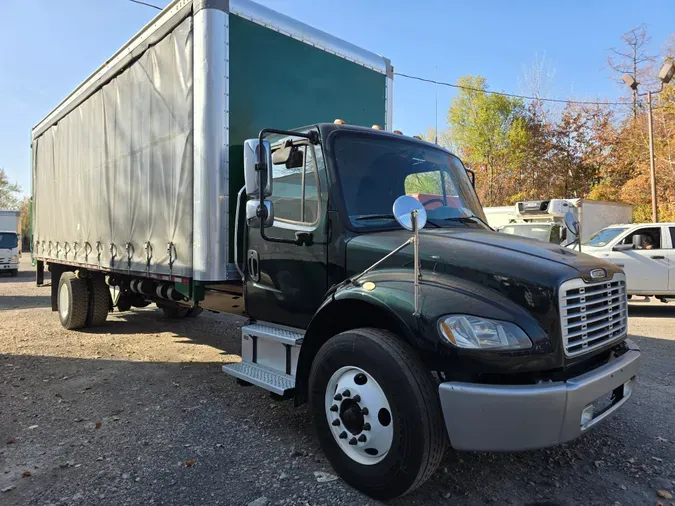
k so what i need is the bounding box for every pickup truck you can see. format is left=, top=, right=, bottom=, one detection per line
left=30, top=0, right=642, bottom=499
left=581, top=222, right=675, bottom=299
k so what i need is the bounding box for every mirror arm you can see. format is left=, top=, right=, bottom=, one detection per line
left=350, top=237, right=415, bottom=285
left=412, top=209, right=421, bottom=318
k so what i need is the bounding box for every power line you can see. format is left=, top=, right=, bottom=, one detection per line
left=128, top=0, right=162, bottom=10
left=395, top=72, right=631, bottom=107
left=124, top=0, right=632, bottom=109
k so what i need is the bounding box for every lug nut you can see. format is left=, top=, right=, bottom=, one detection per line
left=331, top=419, right=341, bottom=427
left=363, top=423, right=371, bottom=431
left=342, top=389, right=351, bottom=397
left=330, top=404, right=338, bottom=412
left=339, top=431, right=347, bottom=439
left=334, top=393, right=342, bottom=401
left=361, top=407, right=369, bottom=415
left=349, top=437, right=357, bottom=446
left=358, top=434, right=367, bottom=443
left=352, top=394, right=361, bottom=402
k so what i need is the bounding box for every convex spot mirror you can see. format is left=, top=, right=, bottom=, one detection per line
left=243, top=139, right=272, bottom=197
left=564, top=211, right=579, bottom=235
left=246, top=200, right=274, bottom=229
left=393, top=195, right=427, bottom=231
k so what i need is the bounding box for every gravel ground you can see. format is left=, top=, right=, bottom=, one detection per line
left=1, top=257, right=674, bottom=506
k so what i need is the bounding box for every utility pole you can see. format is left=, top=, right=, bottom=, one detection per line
left=646, top=91, right=657, bottom=222
left=622, top=61, right=675, bottom=223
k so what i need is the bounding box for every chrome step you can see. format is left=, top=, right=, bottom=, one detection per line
left=222, top=362, right=295, bottom=395
left=242, top=323, right=304, bottom=345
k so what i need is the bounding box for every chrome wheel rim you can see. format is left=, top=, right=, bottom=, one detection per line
left=324, top=366, right=393, bottom=465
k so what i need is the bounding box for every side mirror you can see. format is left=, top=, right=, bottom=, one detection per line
left=243, top=139, right=272, bottom=197
left=564, top=211, right=579, bottom=236
left=612, top=243, right=635, bottom=251
left=393, top=195, right=427, bottom=231
left=632, top=234, right=646, bottom=249
left=246, top=199, right=274, bottom=228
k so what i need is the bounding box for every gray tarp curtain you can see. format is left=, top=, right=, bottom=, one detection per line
left=33, top=17, right=194, bottom=278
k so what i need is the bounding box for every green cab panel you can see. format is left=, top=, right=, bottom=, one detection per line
left=228, top=16, right=387, bottom=258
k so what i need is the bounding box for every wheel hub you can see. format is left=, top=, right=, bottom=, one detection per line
left=340, top=399, right=365, bottom=435
left=324, top=366, right=394, bottom=465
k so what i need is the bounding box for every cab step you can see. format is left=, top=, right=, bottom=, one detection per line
left=222, top=321, right=304, bottom=395
left=221, top=362, right=295, bottom=395
left=242, top=323, right=304, bottom=345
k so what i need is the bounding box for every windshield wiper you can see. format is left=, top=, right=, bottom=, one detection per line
left=443, top=215, right=492, bottom=229
left=354, top=214, right=396, bottom=221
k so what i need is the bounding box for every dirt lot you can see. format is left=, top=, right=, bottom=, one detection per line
left=1, top=257, right=674, bottom=506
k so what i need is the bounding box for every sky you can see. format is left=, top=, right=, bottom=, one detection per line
left=1, top=0, right=673, bottom=196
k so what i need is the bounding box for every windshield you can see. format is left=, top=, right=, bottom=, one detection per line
left=0, top=233, right=18, bottom=249
left=501, top=224, right=553, bottom=242
left=584, top=227, right=628, bottom=247
left=332, top=132, right=487, bottom=229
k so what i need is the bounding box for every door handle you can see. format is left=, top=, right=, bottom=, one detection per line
left=247, top=250, right=260, bottom=282
left=294, top=231, right=313, bottom=246
left=650, top=255, right=665, bottom=260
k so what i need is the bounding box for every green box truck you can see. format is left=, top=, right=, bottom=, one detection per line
left=32, top=0, right=640, bottom=499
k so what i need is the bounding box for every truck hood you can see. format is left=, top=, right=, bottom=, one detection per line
left=346, top=227, right=623, bottom=361
left=346, top=227, right=622, bottom=289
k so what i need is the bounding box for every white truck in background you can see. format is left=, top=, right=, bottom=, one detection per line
left=484, top=199, right=633, bottom=246
left=0, top=210, right=21, bottom=277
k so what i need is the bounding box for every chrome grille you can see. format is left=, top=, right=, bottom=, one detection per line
left=559, top=274, right=627, bottom=357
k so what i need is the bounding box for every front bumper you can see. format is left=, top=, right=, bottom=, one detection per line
left=439, top=339, right=641, bottom=451
left=0, top=263, right=17, bottom=270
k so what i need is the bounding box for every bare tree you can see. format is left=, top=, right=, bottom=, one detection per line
left=607, top=24, right=656, bottom=118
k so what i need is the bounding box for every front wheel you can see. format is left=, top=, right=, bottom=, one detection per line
left=309, top=328, right=446, bottom=500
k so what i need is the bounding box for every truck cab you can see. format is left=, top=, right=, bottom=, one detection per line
left=581, top=222, right=675, bottom=297
left=222, top=122, right=641, bottom=498
left=0, top=230, right=20, bottom=277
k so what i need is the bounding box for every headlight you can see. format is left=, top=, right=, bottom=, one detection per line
left=10, top=255, right=18, bottom=262
left=438, top=315, right=532, bottom=350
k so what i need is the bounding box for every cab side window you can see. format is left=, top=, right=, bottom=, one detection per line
left=620, top=227, right=662, bottom=250
left=669, top=227, right=675, bottom=248
left=270, top=144, right=320, bottom=226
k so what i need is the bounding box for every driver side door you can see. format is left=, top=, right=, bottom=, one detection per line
left=245, top=139, right=329, bottom=329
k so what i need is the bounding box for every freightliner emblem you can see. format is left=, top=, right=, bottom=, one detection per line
left=590, top=269, right=607, bottom=279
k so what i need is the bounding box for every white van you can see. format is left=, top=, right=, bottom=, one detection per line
left=580, top=222, right=675, bottom=298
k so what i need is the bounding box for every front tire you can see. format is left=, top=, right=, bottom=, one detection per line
left=10, top=269, right=18, bottom=277
left=309, top=328, right=446, bottom=500
left=58, top=272, right=89, bottom=330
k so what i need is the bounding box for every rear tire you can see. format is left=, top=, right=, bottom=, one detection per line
left=58, top=272, right=89, bottom=330
left=159, top=304, right=189, bottom=319
left=185, top=307, right=203, bottom=318
left=309, top=328, right=446, bottom=500
left=87, top=277, right=110, bottom=327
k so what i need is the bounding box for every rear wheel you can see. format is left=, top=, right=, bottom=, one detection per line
left=159, top=303, right=189, bottom=319
left=86, top=276, right=110, bottom=327
left=309, top=328, right=446, bottom=500
left=58, top=272, right=89, bottom=330
left=186, top=307, right=203, bottom=318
